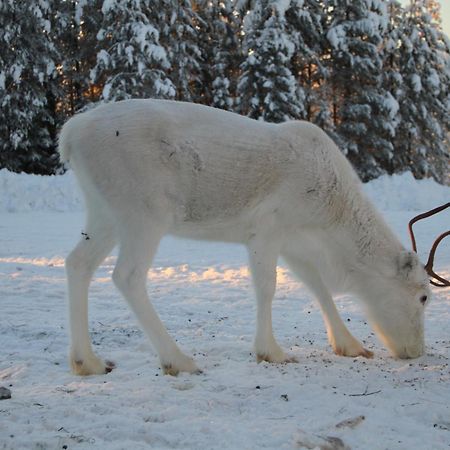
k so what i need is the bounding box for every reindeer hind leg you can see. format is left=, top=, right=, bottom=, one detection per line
left=112, top=215, right=200, bottom=375
left=66, top=205, right=117, bottom=375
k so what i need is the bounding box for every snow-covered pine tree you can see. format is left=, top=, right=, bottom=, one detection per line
left=286, top=0, right=329, bottom=126
left=423, top=0, right=442, bottom=25
left=198, top=0, right=241, bottom=110
left=54, top=0, right=103, bottom=115
left=381, top=0, right=407, bottom=175
left=92, top=0, right=175, bottom=102
left=325, top=0, right=397, bottom=181
left=391, top=0, right=450, bottom=182
left=161, top=0, right=203, bottom=102
left=237, top=0, right=304, bottom=122
left=0, top=0, right=61, bottom=174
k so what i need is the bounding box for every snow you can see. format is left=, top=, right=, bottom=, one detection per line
left=1, top=171, right=449, bottom=449
left=382, top=92, right=399, bottom=121
left=370, top=0, right=388, bottom=30
left=11, top=64, right=23, bottom=83
left=364, top=172, right=450, bottom=212
left=273, top=0, right=292, bottom=18
left=427, top=69, right=441, bottom=91
left=75, top=0, right=88, bottom=25
left=46, top=61, right=55, bottom=77
left=102, top=82, right=112, bottom=101
left=95, top=49, right=110, bottom=66
left=0, top=169, right=83, bottom=213
left=327, top=25, right=347, bottom=51
left=411, top=73, right=423, bottom=93
left=101, top=0, right=116, bottom=14
left=135, top=24, right=159, bottom=53
left=125, top=45, right=134, bottom=65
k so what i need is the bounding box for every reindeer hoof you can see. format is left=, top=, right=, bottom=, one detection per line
left=360, top=349, right=374, bottom=359
left=256, top=352, right=298, bottom=364
left=162, top=364, right=180, bottom=376
left=70, top=352, right=115, bottom=376
left=161, top=355, right=201, bottom=376
left=104, top=360, right=116, bottom=373
left=334, top=346, right=373, bottom=359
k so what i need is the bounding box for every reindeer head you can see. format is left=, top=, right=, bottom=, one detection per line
left=365, top=202, right=448, bottom=359
left=353, top=203, right=449, bottom=360
left=359, top=247, right=429, bottom=359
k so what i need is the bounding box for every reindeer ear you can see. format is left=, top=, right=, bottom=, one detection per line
left=397, top=251, right=418, bottom=278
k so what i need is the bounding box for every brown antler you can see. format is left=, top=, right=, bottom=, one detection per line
left=408, top=202, right=450, bottom=287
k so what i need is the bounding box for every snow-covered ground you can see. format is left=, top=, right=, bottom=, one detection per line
left=0, top=170, right=449, bottom=450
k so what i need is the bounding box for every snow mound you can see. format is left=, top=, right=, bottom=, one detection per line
left=363, top=172, right=449, bottom=211
left=0, top=169, right=83, bottom=213
left=0, top=169, right=448, bottom=213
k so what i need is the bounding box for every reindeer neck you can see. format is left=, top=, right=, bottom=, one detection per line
left=340, top=189, right=404, bottom=265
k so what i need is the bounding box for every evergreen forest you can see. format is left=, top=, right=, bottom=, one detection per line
left=0, top=0, right=449, bottom=183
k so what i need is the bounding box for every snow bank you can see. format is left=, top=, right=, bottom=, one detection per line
left=0, top=169, right=448, bottom=213
left=364, top=172, right=449, bottom=211
left=0, top=169, right=83, bottom=213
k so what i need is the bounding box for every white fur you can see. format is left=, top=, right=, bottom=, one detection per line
left=60, top=99, right=430, bottom=376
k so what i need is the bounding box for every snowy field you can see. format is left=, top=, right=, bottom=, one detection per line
left=0, top=170, right=449, bottom=450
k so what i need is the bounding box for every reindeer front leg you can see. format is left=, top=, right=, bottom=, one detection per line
left=282, top=253, right=373, bottom=358
left=247, top=236, right=297, bottom=364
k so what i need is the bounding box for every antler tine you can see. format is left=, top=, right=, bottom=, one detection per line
left=408, top=202, right=450, bottom=288
left=408, top=217, right=418, bottom=253
left=425, top=230, right=450, bottom=287
left=409, top=202, right=450, bottom=252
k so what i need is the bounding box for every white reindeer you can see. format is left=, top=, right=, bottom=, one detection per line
left=59, top=99, right=430, bottom=376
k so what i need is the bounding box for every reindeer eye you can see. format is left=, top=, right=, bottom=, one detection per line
left=420, top=295, right=428, bottom=305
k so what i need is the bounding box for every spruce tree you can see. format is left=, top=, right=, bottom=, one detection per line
left=0, top=0, right=61, bottom=174
left=325, top=0, right=396, bottom=181
left=381, top=0, right=407, bottom=175
left=287, top=0, right=329, bottom=126
left=0, top=0, right=448, bottom=181
left=391, top=0, right=450, bottom=182
left=198, top=0, right=241, bottom=110
left=237, top=0, right=303, bottom=122
left=92, top=0, right=175, bottom=101
left=54, top=0, right=103, bottom=115
left=162, top=0, right=203, bottom=102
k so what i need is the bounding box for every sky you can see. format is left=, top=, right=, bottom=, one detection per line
left=401, top=1, right=450, bottom=36
left=441, top=2, right=450, bottom=35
